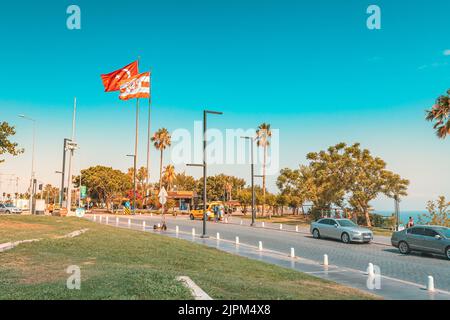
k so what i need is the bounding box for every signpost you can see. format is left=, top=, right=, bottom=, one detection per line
left=158, top=187, right=168, bottom=229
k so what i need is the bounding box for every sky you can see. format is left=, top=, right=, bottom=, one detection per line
left=0, top=0, right=449, bottom=211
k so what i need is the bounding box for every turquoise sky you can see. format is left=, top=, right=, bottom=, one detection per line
left=1, top=0, right=449, bottom=210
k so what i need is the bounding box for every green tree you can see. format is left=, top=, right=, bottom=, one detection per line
left=236, top=188, right=252, bottom=214
left=0, top=122, right=23, bottom=163
left=419, top=196, right=449, bottom=227
left=256, top=123, right=272, bottom=218
left=162, top=164, right=176, bottom=191
left=173, top=172, right=196, bottom=191
left=75, top=166, right=131, bottom=212
left=151, top=128, right=171, bottom=189
left=426, top=89, right=450, bottom=138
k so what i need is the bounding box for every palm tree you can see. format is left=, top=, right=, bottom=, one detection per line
left=163, top=165, right=176, bottom=191
left=256, top=123, right=272, bottom=218
left=151, top=128, right=172, bottom=189
left=426, top=89, right=450, bottom=139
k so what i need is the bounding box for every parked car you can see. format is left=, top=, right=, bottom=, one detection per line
left=310, top=218, right=373, bottom=244
left=190, top=201, right=224, bottom=221
left=0, top=203, right=22, bottom=214
left=391, top=225, right=450, bottom=260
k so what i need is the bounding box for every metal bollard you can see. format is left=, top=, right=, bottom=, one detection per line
left=128, top=219, right=131, bottom=227
left=427, top=276, right=435, bottom=292
left=116, top=217, right=119, bottom=226
left=280, top=224, right=283, bottom=230
left=290, top=248, right=295, bottom=258
left=106, top=216, right=109, bottom=224
left=240, top=220, right=243, bottom=225
left=93, top=214, right=96, bottom=222
left=99, top=216, right=102, bottom=223
left=323, top=254, right=329, bottom=266
left=295, top=225, right=299, bottom=232
left=216, top=232, right=220, bottom=240
left=258, top=241, right=263, bottom=251
left=142, top=221, right=146, bottom=230
left=235, top=236, right=239, bottom=245
left=192, top=228, right=196, bottom=237
left=175, top=226, right=179, bottom=234
left=262, top=222, right=265, bottom=228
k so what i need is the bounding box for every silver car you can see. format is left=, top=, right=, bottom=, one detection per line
left=391, top=225, right=450, bottom=260
left=0, top=203, right=22, bottom=214
left=310, top=218, right=373, bottom=244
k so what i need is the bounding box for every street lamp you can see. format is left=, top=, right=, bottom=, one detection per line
left=18, top=114, right=36, bottom=214
left=127, top=154, right=137, bottom=214
left=187, top=109, right=223, bottom=238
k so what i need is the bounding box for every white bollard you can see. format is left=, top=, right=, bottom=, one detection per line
left=216, top=232, right=220, bottom=240
left=192, top=228, right=196, bottom=237
left=258, top=241, right=263, bottom=251
left=142, top=221, right=146, bottom=230
left=93, top=214, right=97, bottom=222
left=295, top=225, right=299, bottom=232
left=367, top=263, right=374, bottom=277
left=290, top=248, right=295, bottom=258
left=235, top=236, right=239, bottom=245
left=262, top=222, right=265, bottom=228
left=323, top=254, right=329, bottom=266
left=150, top=213, right=153, bottom=217
left=128, top=219, right=131, bottom=227
left=116, top=217, right=119, bottom=226
left=106, top=216, right=109, bottom=224
left=240, top=219, right=243, bottom=225
left=225, top=217, right=228, bottom=224
left=280, top=224, right=283, bottom=230
left=427, top=276, right=435, bottom=292
left=175, top=226, right=179, bottom=234
left=99, top=216, right=102, bottom=223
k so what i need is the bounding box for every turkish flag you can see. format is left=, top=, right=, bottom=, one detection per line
left=100, top=61, right=139, bottom=92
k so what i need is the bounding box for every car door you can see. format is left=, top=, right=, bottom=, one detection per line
left=0, top=204, right=5, bottom=213
left=317, top=219, right=332, bottom=237
left=405, top=227, right=425, bottom=250
left=421, top=228, right=444, bottom=254
left=328, top=219, right=341, bottom=240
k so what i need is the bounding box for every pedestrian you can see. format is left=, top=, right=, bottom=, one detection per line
left=214, top=205, right=219, bottom=222
left=407, top=216, right=414, bottom=228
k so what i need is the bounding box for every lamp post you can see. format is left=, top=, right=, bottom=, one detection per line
left=127, top=154, right=137, bottom=214
left=187, top=109, right=223, bottom=238
left=18, top=114, right=36, bottom=214
left=394, top=195, right=400, bottom=231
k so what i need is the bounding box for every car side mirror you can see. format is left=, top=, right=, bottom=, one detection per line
left=334, top=224, right=339, bottom=228
left=435, top=235, right=442, bottom=240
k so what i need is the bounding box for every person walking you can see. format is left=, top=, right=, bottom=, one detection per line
left=407, top=216, right=415, bottom=228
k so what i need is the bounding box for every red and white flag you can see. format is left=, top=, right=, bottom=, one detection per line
left=119, top=72, right=150, bottom=100
left=101, top=61, right=139, bottom=92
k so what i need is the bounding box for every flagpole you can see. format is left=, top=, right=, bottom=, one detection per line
left=133, top=98, right=139, bottom=215
left=145, top=70, right=152, bottom=207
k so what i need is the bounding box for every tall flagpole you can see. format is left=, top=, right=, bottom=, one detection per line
left=133, top=98, right=139, bottom=215
left=145, top=70, right=152, bottom=206
left=66, top=97, right=77, bottom=215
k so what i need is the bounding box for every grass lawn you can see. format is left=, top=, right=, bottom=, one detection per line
left=0, top=215, right=377, bottom=300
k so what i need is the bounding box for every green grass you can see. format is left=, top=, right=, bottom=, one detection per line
left=0, top=216, right=377, bottom=300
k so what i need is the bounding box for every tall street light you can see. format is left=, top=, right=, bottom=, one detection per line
left=18, top=114, right=36, bottom=214
left=240, top=136, right=263, bottom=226
left=187, top=109, right=223, bottom=238
left=127, top=154, right=137, bottom=214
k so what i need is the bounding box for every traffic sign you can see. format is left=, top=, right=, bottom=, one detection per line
left=158, top=187, right=168, bottom=205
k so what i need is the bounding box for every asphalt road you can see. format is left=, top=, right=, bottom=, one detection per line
left=99, top=214, right=450, bottom=292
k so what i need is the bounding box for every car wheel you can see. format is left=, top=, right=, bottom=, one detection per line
left=5, top=210, right=10, bottom=214
left=189, top=214, right=194, bottom=220
left=341, top=232, right=350, bottom=244
left=312, top=229, right=320, bottom=239
left=398, top=241, right=410, bottom=254
left=445, top=247, right=450, bottom=260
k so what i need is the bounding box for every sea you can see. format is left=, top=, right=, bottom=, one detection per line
left=373, top=210, right=428, bottom=224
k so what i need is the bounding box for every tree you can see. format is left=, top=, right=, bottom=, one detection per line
left=197, top=174, right=246, bottom=202
left=256, top=123, right=272, bottom=218
left=162, top=164, right=176, bottom=191
left=236, top=189, right=252, bottom=214
left=426, top=89, right=450, bottom=138
left=173, top=172, right=196, bottom=191
left=151, top=128, right=171, bottom=189
left=0, top=122, right=23, bottom=163
left=419, top=196, right=449, bottom=227
left=76, top=166, right=131, bottom=212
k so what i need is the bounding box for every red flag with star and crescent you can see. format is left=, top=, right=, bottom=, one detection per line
left=100, top=61, right=139, bottom=92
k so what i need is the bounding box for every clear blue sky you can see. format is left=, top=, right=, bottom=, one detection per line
left=1, top=0, right=449, bottom=210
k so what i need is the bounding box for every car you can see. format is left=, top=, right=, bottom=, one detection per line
left=391, top=225, right=450, bottom=260
left=0, top=203, right=22, bottom=214
left=189, top=201, right=224, bottom=221
left=310, top=218, right=373, bottom=244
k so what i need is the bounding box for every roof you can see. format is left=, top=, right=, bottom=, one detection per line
left=168, top=191, right=194, bottom=199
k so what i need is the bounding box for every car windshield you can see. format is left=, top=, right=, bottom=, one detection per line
left=337, top=220, right=357, bottom=227
left=5, top=204, right=14, bottom=207
left=435, top=227, right=450, bottom=238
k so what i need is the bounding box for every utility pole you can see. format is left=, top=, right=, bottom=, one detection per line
left=18, top=114, right=36, bottom=214
left=66, top=97, right=78, bottom=215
